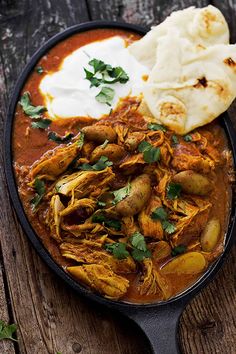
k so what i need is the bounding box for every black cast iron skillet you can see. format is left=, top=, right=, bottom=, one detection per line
left=4, top=21, right=236, bottom=354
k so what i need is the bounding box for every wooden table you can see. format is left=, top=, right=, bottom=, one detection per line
left=0, top=1, right=236, bottom=353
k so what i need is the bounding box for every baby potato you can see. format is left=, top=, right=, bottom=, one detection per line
left=200, top=218, right=221, bottom=252
left=115, top=174, right=151, bottom=216
left=91, top=144, right=125, bottom=163
left=161, top=252, right=206, bottom=275
left=82, top=125, right=117, bottom=143
left=172, top=170, right=212, bottom=195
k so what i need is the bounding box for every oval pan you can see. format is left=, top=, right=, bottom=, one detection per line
left=4, top=21, right=236, bottom=354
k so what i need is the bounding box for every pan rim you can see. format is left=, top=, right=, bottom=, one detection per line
left=4, top=20, right=236, bottom=311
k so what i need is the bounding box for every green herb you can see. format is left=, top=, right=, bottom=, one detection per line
left=162, top=220, right=176, bottom=234
left=105, top=66, right=129, bottom=84
left=19, top=92, right=47, bottom=119
left=112, top=182, right=131, bottom=205
left=31, top=118, right=51, bottom=129
left=77, top=132, right=85, bottom=148
left=151, top=207, right=167, bottom=221
left=167, top=182, right=182, bottom=200
left=129, top=232, right=151, bottom=261
left=80, top=156, right=113, bottom=171
left=148, top=123, right=166, bottom=132
left=95, top=87, right=115, bottom=106
left=151, top=207, right=176, bottom=234
left=36, top=66, right=44, bottom=74
left=100, top=139, right=109, bottom=149
left=48, top=132, right=74, bottom=144
left=31, top=178, right=46, bottom=210
left=89, top=58, right=109, bottom=73
left=138, top=141, right=160, bottom=163
left=97, top=201, right=106, bottom=208
left=172, top=135, right=178, bottom=145
left=105, top=243, right=129, bottom=259
left=183, top=134, right=192, bottom=142
left=0, top=320, right=17, bottom=342
left=171, top=245, right=186, bottom=256
left=92, top=214, right=121, bottom=231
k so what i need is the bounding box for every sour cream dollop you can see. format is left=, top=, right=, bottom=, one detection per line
left=39, top=36, right=149, bottom=119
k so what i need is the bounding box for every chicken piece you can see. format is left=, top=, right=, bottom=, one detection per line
left=122, top=216, right=140, bottom=237
left=46, top=195, right=64, bottom=242
left=150, top=241, right=172, bottom=263
left=119, top=154, right=145, bottom=174
left=60, top=198, right=96, bottom=217
left=61, top=222, right=104, bottom=237
left=55, top=167, right=115, bottom=198
left=139, top=259, right=172, bottom=300
left=171, top=141, right=215, bottom=173
left=67, top=264, right=129, bottom=299
left=30, top=139, right=81, bottom=180
left=124, top=132, right=145, bottom=151
left=60, top=242, right=136, bottom=273
left=138, top=196, right=164, bottom=239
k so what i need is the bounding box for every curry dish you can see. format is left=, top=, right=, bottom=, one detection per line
left=13, top=29, right=233, bottom=303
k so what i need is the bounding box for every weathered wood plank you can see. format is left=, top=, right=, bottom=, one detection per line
left=86, top=0, right=209, bottom=26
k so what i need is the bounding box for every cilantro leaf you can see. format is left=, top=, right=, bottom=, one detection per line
left=138, top=141, right=161, bottom=163
left=0, top=320, right=17, bottom=342
left=31, top=178, right=46, bottom=210
left=19, top=92, right=47, bottom=119
left=167, top=183, right=182, bottom=200
left=151, top=207, right=167, bottom=221
left=77, top=132, right=85, bottom=148
left=130, top=232, right=147, bottom=251
left=184, top=134, right=192, bottom=142
left=171, top=245, right=186, bottom=256
left=95, top=87, right=115, bottom=106
left=104, top=66, right=129, bottom=84
left=89, top=58, right=107, bottom=73
left=131, top=248, right=151, bottom=262
left=172, top=135, right=178, bottom=145
left=31, top=118, right=51, bottom=129
left=48, top=132, right=74, bottom=144
left=162, top=220, right=176, bottom=234
left=148, top=123, right=166, bottom=132
left=36, top=66, right=44, bottom=74
left=112, top=182, right=131, bottom=205
left=105, top=243, right=129, bottom=259
left=97, top=201, right=106, bottom=208
left=92, top=214, right=121, bottom=231
left=80, top=156, right=113, bottom=171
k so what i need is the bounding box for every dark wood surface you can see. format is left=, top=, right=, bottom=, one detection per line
left=0, top=1, right=236, bottom=353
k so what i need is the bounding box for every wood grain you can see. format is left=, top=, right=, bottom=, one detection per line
left=0, top=1, right=236, bottom=353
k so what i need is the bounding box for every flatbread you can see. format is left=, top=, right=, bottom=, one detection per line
left=143, top=33, right=236, bottom=134
left=129, top=5, right=229, bottom=69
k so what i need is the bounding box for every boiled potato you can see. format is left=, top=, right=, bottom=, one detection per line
left=91, top=144, right=125, bottom=163
left=200, top=218, right=221, bottom=252
left=161, top=252, right=206, bottom=275
left=115, top=174, right=151, bottom=216
left=82, top=125, right=117, bottom=143
left=172, top=170, right=212, bottom=195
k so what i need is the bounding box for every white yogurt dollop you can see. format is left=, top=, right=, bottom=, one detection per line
left=39, top=36, right=149, bottom=119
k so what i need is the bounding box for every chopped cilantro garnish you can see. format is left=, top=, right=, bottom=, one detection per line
left=19, top=92, right=47, bottom=119
left=172, top=135, right=178, bottom=145
left=97, top=201, right=106, bottom=208
left=151, top=207, right=176, bottom=234
left=31, top=118, right=51, bottom=129
left=0, top=320, right=17, bottom=342
left=48, top=132, right=74, bottom=144
left=184, top=134, right=192, bottom=142
left=77, top=132, right=85, bottom=148
left=148, top=123, right=166, bottom=132
left=129, top=232, right=151, bottom=261
left=131, top=248, right=151, bottom=262
left=138, top=141, right=160, bottom=163
left=95, top=87, right=115, bottom=106
left=105, top=243, right=129, bottom=259
left=167, top=182, right=182, bottom=200
left=31, top=178, right=45, bottom=210
left=36, top=66, right=44, bottom=74
left=171, top=245, right=186, bottom=256
left=79, top=156, right=113, bottom=171
left=112, top=182, right=131, bottom=205
left=92, top=214, right=121, bottom=231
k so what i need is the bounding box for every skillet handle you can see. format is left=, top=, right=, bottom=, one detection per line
left=122, top=301, right=186, bottom=354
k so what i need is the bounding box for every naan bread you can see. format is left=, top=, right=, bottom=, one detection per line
left=129, top=5, right=229, bottom=69
left=143, top=33, right=236, bottom=134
